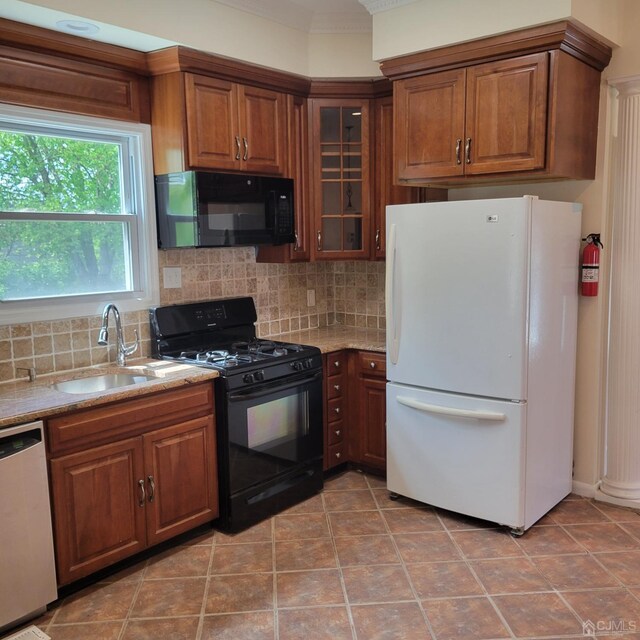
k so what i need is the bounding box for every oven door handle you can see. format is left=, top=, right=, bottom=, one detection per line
left=228, top=370, right=322, bottom=402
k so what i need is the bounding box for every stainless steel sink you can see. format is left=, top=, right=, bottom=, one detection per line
left=52, top=373, right=155, bottom=394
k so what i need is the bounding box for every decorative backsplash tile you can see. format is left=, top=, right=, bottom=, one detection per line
left=0, top=247, right=385, bottom=383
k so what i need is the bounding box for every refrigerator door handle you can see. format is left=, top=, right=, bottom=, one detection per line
left=386, top=222, right=400, bottom=364
left=396, top=396, right=506, bottom=421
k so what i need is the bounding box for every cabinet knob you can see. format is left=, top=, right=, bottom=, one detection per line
left=335, top=429, right=341, bottom=437
left=335, top=452, right=341, bottom=459
left=369, top=361, right=377, bottom=369
left=334, top=360, right=340, bottom=368
left=333, top=384, right=340, bottom=391
left=334, top=407, right=341, bottom=414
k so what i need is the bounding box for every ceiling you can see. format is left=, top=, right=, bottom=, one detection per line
left=213, top=0, right=373, bottom=33
left=0, top=0, right=418, bottom=52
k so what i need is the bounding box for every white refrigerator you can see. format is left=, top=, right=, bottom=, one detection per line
left=385, top=196, right=581, bottom=532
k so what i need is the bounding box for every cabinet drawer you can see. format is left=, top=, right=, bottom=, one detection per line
left=327, top=441, right=346, bottom=467
left=327, top=374, right=345, bottom=400
left=358, top=352, right=387, bottom=378
left=327, top=352, right=346, bottom=376
left=48, top=382, right=214, bottom=455
left=328, top=421, right=344, bottom=445
left=327, top=397, right=344, bottom=423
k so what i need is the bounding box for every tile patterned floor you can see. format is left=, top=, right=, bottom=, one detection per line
left=8, top=470, right=640, bottom=640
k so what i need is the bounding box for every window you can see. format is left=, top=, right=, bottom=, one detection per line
left=0, top=104, right=158, bottom=324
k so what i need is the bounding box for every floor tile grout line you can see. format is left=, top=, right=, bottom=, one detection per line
left=115, top=557, right=149, bottom=640
left=322, top=481, right=359, bottom=640
left=194, top=533, right=217, bottom=640
left=431, top=510, right=519, bottom=640
left=380, top=486, right=440, bottom=640
left=271, top=515, right=278, bottom=640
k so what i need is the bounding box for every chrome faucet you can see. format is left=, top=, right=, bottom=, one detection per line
left=97, top=303, right=139, bottom=367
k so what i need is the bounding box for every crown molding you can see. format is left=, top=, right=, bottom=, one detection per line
left=357, top=0, right=419, bottom=15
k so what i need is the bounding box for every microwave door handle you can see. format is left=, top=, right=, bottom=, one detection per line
left=228, top=370, right=322, bottom=402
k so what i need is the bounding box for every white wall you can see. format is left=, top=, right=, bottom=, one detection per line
left=371, top=0, right=623, bottom=61
left=9, top=0, right=381, bottom=78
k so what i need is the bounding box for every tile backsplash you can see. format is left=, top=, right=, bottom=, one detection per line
left=0, top=248, right=386, bottom=383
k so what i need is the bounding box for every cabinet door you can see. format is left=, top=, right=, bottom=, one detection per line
left=288, top=94, right=310, bottom=259
left=50, top=438, right=146, bottom=585
left=239, top=85, right=287, bottom=175
left=374, top=96, right=424, bottom=259
left=465, top=53, right=548, bottom=175
left=185, top=73, right=240, bottom=171
left=394, top=69, right=465, bottom=180
left=311, top=99, right=371, bottom=260
left=356, top=376, right=387, bottom=471
left=143, top=415, right=218, bottom=546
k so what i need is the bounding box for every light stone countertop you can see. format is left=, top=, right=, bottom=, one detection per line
left=269, top=325, right=386, bottom=354
left=0, top=358, right=219, bottom=430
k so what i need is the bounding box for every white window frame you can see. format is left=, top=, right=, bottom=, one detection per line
left=0, top=103, right=159, bottom=325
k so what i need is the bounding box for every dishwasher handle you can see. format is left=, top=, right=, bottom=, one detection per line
left=0, top=423, right=43, bottom=460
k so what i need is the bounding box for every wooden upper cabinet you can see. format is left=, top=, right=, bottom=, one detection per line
left=395, top=69, right=466, bottom=181
left=374, top=95, right=440, bottom=259
left=257, top=94, right=310, bottom=263
left=386, top=22, right=612, bottom=185
left=465, top=53, right=548, bottom=175
left=185, top=74, right=238, bottom=171
left=395, top=54, right=548, bottom=181
left=310, top=98, right=371, bottom=260
left=238, top=84, right=287, bottom=174
left=151, top=71, right=287, bottom=175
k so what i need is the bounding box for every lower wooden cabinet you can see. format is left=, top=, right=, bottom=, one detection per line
left=349, top=351, right=387, bottom=472
left=48, top=382, right=218, bottom=586
left=322, top=350, right=387, bottom=474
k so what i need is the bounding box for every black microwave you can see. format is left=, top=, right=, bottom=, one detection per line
left=155, top=171, right=295, bottom=249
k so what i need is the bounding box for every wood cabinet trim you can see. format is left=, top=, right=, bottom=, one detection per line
left=309, top=78, right=391, bottom=99
left=47, top=382, right=214, bottom=456
left=0, top=17, right=148, bottom=74
left=146, top=46, right=311, bottom=96
left=380, top=20, right=612, bottom=80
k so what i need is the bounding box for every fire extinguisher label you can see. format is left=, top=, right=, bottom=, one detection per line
left=582, top=266, right=599, bottom=282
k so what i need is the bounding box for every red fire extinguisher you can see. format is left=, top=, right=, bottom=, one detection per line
left=581, top=233, right=603, bottom=296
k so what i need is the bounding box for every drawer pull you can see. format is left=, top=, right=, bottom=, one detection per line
left=335, top=429, right=341, bottom=437
left=334, top=407, right=341, bottom=414
left=335, top=452, right=341, bottom=459
left=369, top=361, right=377, bottom=369
left=333, top=384, right=341, bottom=391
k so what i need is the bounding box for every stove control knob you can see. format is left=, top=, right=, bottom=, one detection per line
left=291, top=361, right=303, bottom=371
left=243, top=373, right=254, bottom=384
left=303, top=358, right=312, bottom=369
left=254, top=370, right=265, bottom=381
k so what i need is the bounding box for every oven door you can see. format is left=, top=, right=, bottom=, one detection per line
left=225, top=369, right=323, bottom=496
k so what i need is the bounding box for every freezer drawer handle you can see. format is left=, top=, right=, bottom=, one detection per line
left=396, top=396, right=506, bottom=421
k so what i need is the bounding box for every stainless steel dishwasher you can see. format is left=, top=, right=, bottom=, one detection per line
left=0, top=421, right=57, bottom=633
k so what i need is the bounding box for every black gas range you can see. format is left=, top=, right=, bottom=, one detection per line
left=149, top=297, right=323, bottom=532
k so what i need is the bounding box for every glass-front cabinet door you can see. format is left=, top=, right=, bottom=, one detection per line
left=311, top=99, right=371, bottom=259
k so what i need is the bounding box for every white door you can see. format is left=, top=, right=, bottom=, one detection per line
left=386, top=382, right=527, bottom=528
left=386, top=197, right=531, bottom=400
